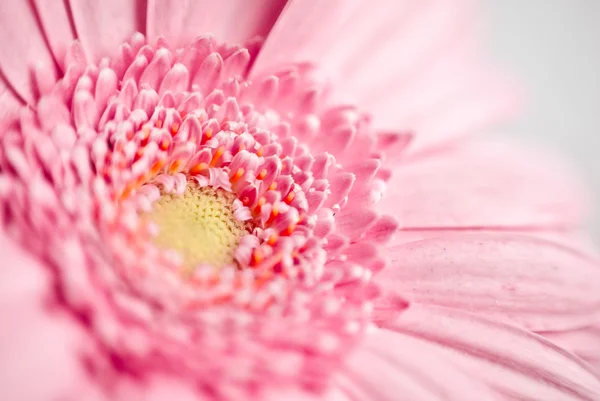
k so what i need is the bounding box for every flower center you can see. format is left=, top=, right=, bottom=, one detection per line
left=146, top=183, right=250, bottom=269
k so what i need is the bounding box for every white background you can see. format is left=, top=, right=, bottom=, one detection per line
left=481, top=1, right=600, bottom=235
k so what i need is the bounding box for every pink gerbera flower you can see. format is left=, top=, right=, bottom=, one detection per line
left=1, top=1, right=600, bottom=400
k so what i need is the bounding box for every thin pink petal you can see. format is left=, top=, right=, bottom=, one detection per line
left=335, top=327, right=495, bottom=401
left=379, top=139, right=589, bottom=229
left=0, top=75, right=22, bottom=128
left=69, top=0, right=146, bottom=63
left=0, top=0, right=57, bottom=103
left=0, top=234, right=96, bottom=401
left=540, top=324, right=600, bottom=368
left=383, top=305, right=600, bottom=401
left=388, top=228, right=600, bottom=255
left=146, top=0, right=287, bottom=48
left=376, top=233, right=600, bottom=331
left=262, top=387, right=348, bottom=401
left=32, top=0, right=76, bottom=70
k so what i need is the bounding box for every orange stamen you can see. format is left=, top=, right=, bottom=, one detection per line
left=170, top=122, right=180, bottom=136
left=266, top=206, right=279, bottom=225
left=150, top=160, right=165, bottom=175
left=281, top=223, right=296, bottom=236
left=230, top=167, right=245, bottom=183
left=189, top=162, right=208, bottom=175
left=159, top=138, right=170, bottom=151
left=254, top=197, right=266, bottom=213
left=254, top=272, right=274, bottom=289
left=268, top=182, right=277, bottom=191
left=256, top=147, right=264, bottom=157
left=168, top=160, right=181, bottom=174
left=141, top=128, right=150, bottom=146
left=267, top=234, right=278, bottom=245
left=155, top=120, right=163, bottom=128
left=284, top=191, right=295, bottom=204
left=210, top=146, right=225, bottom=167
left=120, top=185, right=134, bottom=200
left=251, top=248, right=264, bottom=266
left=202, top=129, right=213, bottom=144
left=256, top=169, right=267, bottom=180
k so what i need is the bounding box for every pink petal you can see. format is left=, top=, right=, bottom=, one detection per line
left=378, top=139, right=589, bottom=229
left=118, top=376, right=208, bottom=401
left=0, top=76, right=22, bottom=128
left=376, top=232, right=600, bottom=332
left=0, top=0, right=57, bottom=103
left=251, top=0, right=514, bottom=151
left=335, top=326, right=495, bottom=401
left=146, top=0, right=287, bottom=48
left=539, top=324, right=600, bottom=368
left=383, top=305, right=600, bottom=401
left=0, top=233, right=96, bottom=400
left=262, top=387, right=348, bottom=401
left=334, top=208, right=378, bottom=241
left=32, top=0, right=77, bottom=70
left=69, top=0, right=146, bottom=63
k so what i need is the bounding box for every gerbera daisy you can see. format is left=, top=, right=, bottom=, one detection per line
left=1, top=1, right=599, bottom=400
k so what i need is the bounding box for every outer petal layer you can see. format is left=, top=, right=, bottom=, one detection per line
left=376, top=233, right=600, bottom=331
left=251, top=0, right=515, bottom=151
left=334, top=327, right=495, bottom=401
left=32, top=0, right=76, bottom=70
left=0, top=76, right=21, bottom=128
left=378, top=139, right=589, bottom=230
left=69, top=0, right=146, bottom=62
left=146, top=0, right=287, bottom=48
left=0, top=235, right=98, bottom=401
left=540, top=324, right=600, bottom=370
left=382, top=305, right=600, bottom=401
left=0, top=0, right=57, bottom=103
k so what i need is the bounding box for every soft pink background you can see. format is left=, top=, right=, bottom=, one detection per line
left=482, top=0, right=600, bottom=237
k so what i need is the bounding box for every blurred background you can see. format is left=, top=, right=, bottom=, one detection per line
left=481, top=0, right=600, bottom=236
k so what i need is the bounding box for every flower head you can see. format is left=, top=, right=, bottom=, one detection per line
left=1, top=1, right=600, bottom=400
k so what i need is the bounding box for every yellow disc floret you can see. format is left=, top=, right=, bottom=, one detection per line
left=147, top=184, right=249, bottom=269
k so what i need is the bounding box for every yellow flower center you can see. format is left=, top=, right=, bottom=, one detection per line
left=147, top=184, right=250, bottom=269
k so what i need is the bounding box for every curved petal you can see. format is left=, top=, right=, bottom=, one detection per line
left=335, top=327, right=495, bottom=401
left=251, top=0, right=515, bottom=152
left=379, top=139, right=589, bottom=229
left=0, top=75, right=22, bottom=129
left=0, top=233, right=96, bottom=401
left=389, top=229, right=600, bottom=256
left=382, top=304, right=600, bottom=401
left=69, top=0, right=146, bottom=63
left=375, top=233, right=600, bottom=331
left=146, top=0, right=287, bottom=48
left=32, top=0, right=76, bottom=70
left=539, top=324, right=600, bottom=369
left=0, top=0, right=57, bottom=103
